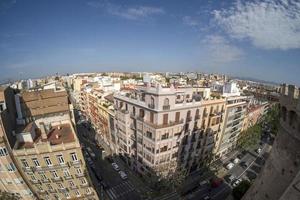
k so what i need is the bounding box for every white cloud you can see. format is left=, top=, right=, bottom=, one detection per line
left=202, top=35, right=243, bottom=64
left=213, top=0, right=300, bottom=50
left=182, top=16, right=199, bottom=26
left=88, top=1, right=164, bottom=20
left=108, top=5, right=164, bottom=20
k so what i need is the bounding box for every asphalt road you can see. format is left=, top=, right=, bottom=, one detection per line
left=75, top=112, right=141, bottom=200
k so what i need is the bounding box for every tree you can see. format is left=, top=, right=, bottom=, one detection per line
left=232, top=180, right=251, bottom=200
left=238, top=123, right=262, bottom=150
left=0, top=191, right=20, bottom=200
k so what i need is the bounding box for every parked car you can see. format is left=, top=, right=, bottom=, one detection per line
left=210, top=178, right=223, bottom=188
left=233, top=158, right=240, bottom=164
left=203, top=196, right=211, bottom=200
left=112, top=163, right=120, bottom=171
left=256, top=148, right=262, bottom=154
left=232, top=179, right=242, bottom=187
left=199, top=180, right=209, bottom=186
left=119, top=171, right=128, bottom=180
left=100, top=181, right=109, bottom=189
left=229, top=175, right=236, bottom=183
left=240, top=161, right=249, bottom=169
left=106, top=156, right=114, bottom=163
left=226, top=162, right=234, bottom=170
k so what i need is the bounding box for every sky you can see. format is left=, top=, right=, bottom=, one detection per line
left=0, top=0, right=300, bottom=85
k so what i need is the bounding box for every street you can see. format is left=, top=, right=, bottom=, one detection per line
left=75, top=111, right=141, bottom=200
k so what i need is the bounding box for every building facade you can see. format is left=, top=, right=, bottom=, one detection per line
left=10, top=88, right=98, bottom=200
left=216, top=96, right=247, bottom=157
left=114, top=84, right=226, bottom=175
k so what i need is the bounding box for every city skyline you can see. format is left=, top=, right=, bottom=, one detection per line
left=1, top=0, right=300, bottom=85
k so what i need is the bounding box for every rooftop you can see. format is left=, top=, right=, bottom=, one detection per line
left=16, top=123, right=75, bottom=149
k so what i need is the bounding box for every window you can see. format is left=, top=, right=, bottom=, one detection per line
left=44, top=157, right=52, bottom=166
left=57, top=183, right=64, bottom=189
left=7, top=163, right=16, bottom=172
left=86, top=188, right=92, bottom=194
left=69, top=181, right=75, bottom=187
left=50, top=170, right=59, bottom=178
left=69, top=180, right=75, bottom=187
left=175, top=112, right=180, bottom=122
left=63, top=169, right=71, bottom=177
left=75, top=190, right=81, bottom=197
left=80, top=178, right=87, bottom=185
left=47, top=184, right=53, bottom=190
left=70, top=153, right=78, bottom=162
left=21, top=159, right=29, bottom=168
left=39, top=172, right=47, bottom=180
left=64, top=193, right=70, bottom=199
left=0, top=147, right=8, bottom=156
left=32, top=158, right=40, bottom=167
left=36, top=185, right=43, bottom=190
left=57, top=155, right=64, bottom=164
left=76, top=168, right=82, bottom=175
left=163, top=114, right=168, bottom=125
left=150, top=112, right=154, bottom=123
left=31, top=175, right=37, bottom=181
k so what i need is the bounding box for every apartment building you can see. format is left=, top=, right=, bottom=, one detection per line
left=10, top=88, right=98, bottom=200
left=114, top=84, right=226, bottom=175
left=79, top=88, right=116, bottom=153
left=0, top=87, right=34, bottom=200
left=216, top=96, right=247, bottom=157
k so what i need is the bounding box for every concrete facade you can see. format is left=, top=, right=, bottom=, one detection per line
left=114, top=84, right=226, bottom=175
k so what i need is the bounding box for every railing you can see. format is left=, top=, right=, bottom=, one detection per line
left=186, top=116, right=192, bottom=122
left=195, top=115, right=200, bottom=120
left=141, top=119, right=184, bottom=129
left=51, top=177, right=63, bottom=182
left=163, top=105, right=170, bottom=110
left=148, top=104, right=155, bottom=109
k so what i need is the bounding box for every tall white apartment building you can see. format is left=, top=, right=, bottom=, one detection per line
left=114, top=84, right=226, bottom=175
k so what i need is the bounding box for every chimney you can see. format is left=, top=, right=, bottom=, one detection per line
left=39, top=122, right=47, bottom=140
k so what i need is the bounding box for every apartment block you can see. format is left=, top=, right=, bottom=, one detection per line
left=10, top=88, right=98, bottom=200
left=216, top=96, right=247, bottom=157
left=0, top=87, right=34, bottom=200
left=114, top=84, right=226, bottom=175
left=79, top=88, right=116, bottom=153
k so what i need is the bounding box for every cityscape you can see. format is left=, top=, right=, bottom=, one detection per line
left=0, top=1, right=300, bottom=200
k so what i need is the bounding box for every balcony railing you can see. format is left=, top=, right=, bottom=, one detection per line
left=51, top=177, right=63, bottom=182
left=163, top=105, right=170, bottom=110
left=186, top=116, right=192, bottom=122
left=141, top=119, right=184, bottom=129
left=195, top=115, right=200, bottom=120
left=148, top=104, right=155, bottom=109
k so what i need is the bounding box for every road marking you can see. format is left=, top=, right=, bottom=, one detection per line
left=106, top=189, right=117, bottom=200
left=237, top=145, right=267, bottom=180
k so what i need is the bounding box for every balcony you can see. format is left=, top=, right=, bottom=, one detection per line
left=148, top=104, right=155, bottom=109
left=195, top=115, right=200, bottom=120
left=51, top=177, right=63, bottom=182
left=141, top=119, right=184, bottom=129
left=163, top=105, right=170, bottom=110
left=30, top=180, right=40, bottom=184
left=64, top=175, right=73, bottom=180
left=69, top=160, right=82, bottom=166
left=41, top=178, right=51, bottom=183
left=186, top=116, right=192, bottom=122
left=48, top=189, right=57, bottom=193
left=75, top=173, right=85, bottom=178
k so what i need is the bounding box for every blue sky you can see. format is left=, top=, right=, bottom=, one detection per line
left=0, top=0, right=300, bottom=84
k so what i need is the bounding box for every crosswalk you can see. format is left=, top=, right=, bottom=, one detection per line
left=106, top=181, right=135, bottom=200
